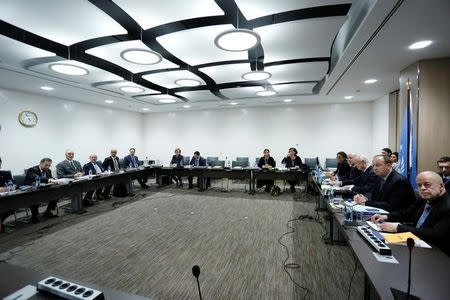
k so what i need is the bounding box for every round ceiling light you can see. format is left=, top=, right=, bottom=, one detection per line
left=120, top=86, right=145, bottom=93
left=214, top=29, right=261, bottom=52
left=175, top=79, right=201, bottom=87
left=104, top=99, right=114, bottom=104
left=121, top=49, right=162, bottom=65
left=364, top=79, right=377, bottom=84
left=344, top=96, right=353, bottom=99
left=40, top=86, right=54, bottom=91
left=183, top=105, right=191, bottom=108
left=230, top=102, right=238, bottom=105
left=142, top=108, right=150, bottom=111
left=408, top=40, right=432, bottom=50
left=242, top=71, right=271, bottom=81
left=283, top=99, right=292, bottom=103
left=50, top=63, right=88, bottom=76
left=158, top=98, right=177, bottom=104
left=256, top=89, right=276, bottom=97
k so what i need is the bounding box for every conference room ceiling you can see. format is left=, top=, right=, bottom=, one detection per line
left=0, top=0, right=449, bottom=113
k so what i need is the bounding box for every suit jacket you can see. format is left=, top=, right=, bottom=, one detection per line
left=281, top=156, right=302, bottom=168
left=334, top=161, right=351, bottom=180
left=83, top=161, right=104, bottom=175
left=123, top=155, right=141, bottom=168
left=189, top=156, right=206, bottom=166
left=342, top=166, right=363, bottom=186
left=56, top=160, right=83, bottom=178
left=443, top=177, right=450, bottom=192
left=103, top=156, right=120, bottom=172
left=0, top=170, right=14, bottom=186
left=388, top=192, right=450, bottom=256
left=25, top=166, right=53, bottom=185
left=258, top=157, right=276, bottom=168
left=351, top=166, right=378, bottom=196
left=170, top=155, right=184, bottom=166
left=366, top=169, right=415, bottom=212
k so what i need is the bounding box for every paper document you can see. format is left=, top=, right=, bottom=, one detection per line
left=373, top=252, right=399, bottom=264
left=366, top=221, right=381, bottom=231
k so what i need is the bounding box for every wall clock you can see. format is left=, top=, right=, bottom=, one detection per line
left=18, top=110, right=38, bottom=128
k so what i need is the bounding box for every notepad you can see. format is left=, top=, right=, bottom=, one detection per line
left=381, top=232, right=419, bottom=244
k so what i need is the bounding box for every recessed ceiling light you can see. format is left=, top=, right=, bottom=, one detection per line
left=344, top=96, right=353, bottom=99
left=142, top=108, right=150, bottom=111
left=257, top=89, right=277, bottom=97
left=408, top=40, right=432, bottom=50
left=230, top=102, right=238, bottom=105
left=121, top=49, right=162, bottom=65
left=40, top=86, right=54, bottom=91
left=242, top=71, right=271, bottom=81
left=50, top=63, right=88, bottom=76
left=104, top=100, right=114, bottom=104
left=364, top=79, right=377, bottom=84
left=283, top=99, right=292, bottom=103
left=214, top=29, right=261, bottom=52
left=175, top=79, right=201, bottom=87
left=158, top=98, right=177, bottom=104
left=120, top=86, right=145, bottom=93
left=183, top=105, right=191, bottom=108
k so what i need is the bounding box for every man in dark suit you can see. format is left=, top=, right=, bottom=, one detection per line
left=25, top=158, right=59, bottom=223
left=123, top=148, right=148, bottom=189
left=188, top=151, right=207, bottom=189
left=371, top=171, right=450, bottom=256
left=350, top=155, right=378, bottom=196
left=102, top=149, right=121, bottom=198
left=437, top=156, right=450, bottom=192
left=354, top=155, right=415, bottom=211
left=341, top=152, right=363, bottom=186
left=82, top=154, right=105, bottom=205
left=56, top=149, right=84, bottom=179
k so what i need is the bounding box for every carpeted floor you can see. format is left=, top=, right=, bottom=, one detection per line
left=0, top=186, right=363, bottom=299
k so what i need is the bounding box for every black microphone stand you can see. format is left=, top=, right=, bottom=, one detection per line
left=390, top=238, right=420, bottom=300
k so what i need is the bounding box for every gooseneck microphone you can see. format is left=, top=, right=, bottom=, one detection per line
left=390, top=237, right=420, bottom=300
left=192, top=265, right=203, bottom=300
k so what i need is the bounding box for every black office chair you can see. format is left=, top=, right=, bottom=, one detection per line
left=210, top=160, right=225, bottom=167
left=182, top=156, right=190, bottom=166
left=236, top=157, right=249, bottom=166
left=325, top=158, right=338, bottom=169
left=232, top=160, right=248, bottom=168
left=207, top=157, right=219, bottom=166
left=254, top=157, right=260, bottom=167
left=118, top=158, right=125, bottom=169
left=304, top=157, right=319, bottom=170
left=13, top=174, right=26, bottom=187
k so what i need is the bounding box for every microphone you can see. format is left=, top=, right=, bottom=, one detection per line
left=390, top=238, right=420, bottom=300
left=192, top=265, right=203, bottom=300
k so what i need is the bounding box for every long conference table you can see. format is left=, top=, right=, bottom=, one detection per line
left=0, top=166, right=308, bottom=214
left=314, top=178, right=450, bottom=300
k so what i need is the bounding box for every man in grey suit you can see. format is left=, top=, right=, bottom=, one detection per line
left=56, top=149, right=84, bottom=179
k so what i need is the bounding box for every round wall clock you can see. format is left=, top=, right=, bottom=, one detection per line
left=18, top=110, right=38, bottom=128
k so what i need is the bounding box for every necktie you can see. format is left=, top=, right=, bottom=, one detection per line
left=70, top=161, right=76, bottom=171
left=132, top=156, right=137, bottom=168
left=379, top=178, right=385, bottom=192
left=113, top=158, right=119, bottom=171
left=416, top=203, right=432, bottom=228
left=93, top=163, right=102, bottom=174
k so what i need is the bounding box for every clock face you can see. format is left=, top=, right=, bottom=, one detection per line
left=18, top=111, right=38, bottom=127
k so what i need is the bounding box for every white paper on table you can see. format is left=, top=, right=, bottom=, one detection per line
left=373, top=252, right=399, bottom=264
left=3, top=284, right=37, bottom=300
left=366, top=220, right=381, bottom=231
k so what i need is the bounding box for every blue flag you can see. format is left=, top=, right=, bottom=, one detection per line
left=398, top=107, right=408, bottom=178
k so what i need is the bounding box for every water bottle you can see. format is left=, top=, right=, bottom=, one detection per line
left=129, top=163, right=133, bottom=169
left=7, top=180, right=14, bottom=194
left=345, top=199, right=353, bottom=222
left=88, top=169, right=92, bottom=177
left=107, top=165, right=111, bottom=174
left=328, top=186, right=334, bottom=202
left=35, top=176, right=41, bottom=188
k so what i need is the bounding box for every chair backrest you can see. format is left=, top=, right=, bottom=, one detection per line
left=207, top=157, right=219, bottom=164
left=182, top=156, right=190, bottom=166
left=236, top=157, right=249, bottom=163
left=325, top=158, right=338, bottom=169
left=118, top=158, right=125, bottom=169
left=232, top=160, right=248, bottom=168
left=211, top=160, right=225, bottom=167
left=304, top=157, right=319, bottom=169
left=255, top=157, right=260, bottom=167
left=13, top=174, right=26, bottom=187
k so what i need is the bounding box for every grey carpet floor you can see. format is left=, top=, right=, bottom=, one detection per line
left=1, top=188, right=363, bottom=299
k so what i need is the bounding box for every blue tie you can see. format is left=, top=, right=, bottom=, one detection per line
left=416, top=203, right=432, bottom=228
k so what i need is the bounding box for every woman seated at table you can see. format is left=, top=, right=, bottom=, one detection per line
left=170, top=148, right=184, bottom=187
left=257, top=149, right=276, bottom=192
left=281, top=147, right=303, bottom=193
left=331, top=151, right=351, bottom=180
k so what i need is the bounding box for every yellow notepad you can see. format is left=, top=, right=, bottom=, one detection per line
left=381, top=232, right=420, bottom=244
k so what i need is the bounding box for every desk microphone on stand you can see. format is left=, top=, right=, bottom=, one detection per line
left=390, top=238, right=421, bottom=300
left=192, top=265, right=203, bottom=300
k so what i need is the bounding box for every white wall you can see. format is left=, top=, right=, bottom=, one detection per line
left=0, top=88, right=144, bottom=175
left=142, top=102, right=377, bottom=167
left=371, top=94, right=390, bottom=156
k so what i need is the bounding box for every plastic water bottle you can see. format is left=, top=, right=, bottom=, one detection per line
left=328, top=186, right=334, bottom=202
left=88, top=169, right=92, bottom=177
left=345, top=199, right=353, bottom=221
left=7, top=180, right=14, bottom=194
left=107, top=165, right=111, bottom=174
left=35, top=176, right=41, bottom=188
left=129, top=163, right=133, bottom=169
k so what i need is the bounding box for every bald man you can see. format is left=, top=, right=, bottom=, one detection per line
left=341, top=152, right=363, bottom=185
left=82, top=154, right=105, bottom=205
left=372, top=171, right=450, bottom=256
